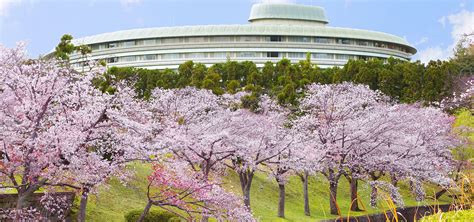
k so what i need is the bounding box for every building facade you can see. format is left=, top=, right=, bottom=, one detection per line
left=69, top=3, right=417, bottom=70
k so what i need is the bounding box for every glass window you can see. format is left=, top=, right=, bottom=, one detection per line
left=185, top=37, right=207, bottom=43
left=107, top=57, right=119, bottom=63
left=185, top=53, right=206, bottom=59
left=123, top=41, right=136, bottom=47
left=107, top=42, right=119, bottom=48
left=336, top=54, right=350, bottom=60
left=313, top=53, right=333, bottom=59
left=288, top=52, right=306, bottom=58
left=211, top=36, right=232, bottom=42
left=90, top=44, right=100, bottom=50
left=288, top=36, right=311, bottom=43
left=161, top=53, right=180, bottom=60
left=121, top=56, right=136, bottom=62
left=266, top=36, right=282, bottom=42
left=237, top=36, right=260, bottom=42
left=209, top=52, right=227, bottom=58
left=162, top=38, right=182, bottom=44
left=143, top=54, right=157, bottom=60
left=336, top=39, right=351, bottom=44
left=267, top=52, right=279, bottom=58
left=142, top=39, right=157, bottom=45
left=374, top=42, right=387, bottom=48
left=237, top=52, right=258, bottom=58
left=357, top=41, right=369, bottom=46
left=315, top=37, right=331, bottom=44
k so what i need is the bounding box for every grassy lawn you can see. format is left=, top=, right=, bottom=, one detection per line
left=420, top=209, right=474, bottom=221
left=78, top=163, right=451, bottom=222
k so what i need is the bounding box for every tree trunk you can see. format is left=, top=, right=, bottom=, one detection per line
left=16, top=187, right=36, bottom=209
left=435, top=189, right=447, bottom=199
left=277, top=183, right=285, bottom=218
left=137, top=201, right=153, bottom=222
left=239, top=170, right=254, bottom=209
left=435, top=162, right=463, bottom=199
left=328, top=169, right=340, bottom=215
left=329, top=180, right=339, bottom=215
left=349, top=177, right=361, bottom=211
left=300, top=171, right=310, bottom=216
left=370, top=185, right=378, bottom=207
left=77, top=187, right=89, bottom=222
left=390, top=174, right=398, bottom=187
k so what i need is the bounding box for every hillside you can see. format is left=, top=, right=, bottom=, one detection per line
left=80, top=163, right=451, bottom=222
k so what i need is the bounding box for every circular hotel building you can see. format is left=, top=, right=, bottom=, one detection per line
left=69, top=3, right=417, bottom=70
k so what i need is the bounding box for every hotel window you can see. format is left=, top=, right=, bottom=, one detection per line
left=123, top=41, right=136, bottom=47
left=143, top=54, right=157, bottom=60
left=266, top=36, right=282, bottom=42
left=267, top=52, right=280, bottom=58
left=185, top=53, right=206, bottom=59
left=141, top=39, right=157, bottom=45
left=185, top=37, right=208, bottom=43
left=336, top=54, right=350, bottom=60
left=237, top=52, right=258, bottom=58
left=90, top=44, right=100, bottom=50
left=209, top=52, right=227, bottom=58
left=237, top=36, right=260, bottom=42
left=374, top=42, right=386, bottom=48
left=107, top=42, right=119, bottom=48
left=162, top=53, right=180, bottom=60
left=313, top=53, right=333, bottom=59
left=211, top=36, right=232, bottom=42
left=357, top=41, right=369, bottom=46
left=121, top=56, right=136, bottom=62
left=107, top=57, right=119, bottom=63
left=288, top=52, right=305, bottom=58
left=288, top=36, right=311, bottom=43
left=162, top=38, right=182, bottom=44
left=315, top=37, right=330, bottom=44
left=336, top=39, right=351, bottom=44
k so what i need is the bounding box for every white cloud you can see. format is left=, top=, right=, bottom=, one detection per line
left=417, top=46, right=448, bottom=64
left=416, top=10, right=474, bottom=63
left=414, top=37, right=429, bottom=46
left=0, top=0, right=22, bottom=17
left=254, top=0, right=296, bottom=4
left=447, top=10, right=474, bottom=49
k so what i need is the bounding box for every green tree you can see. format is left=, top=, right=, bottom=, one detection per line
left=227, top=80, right=241, bottom=94
left=55, top=34, right=76, bottom=61
left=191, top=63, right=207, bottom=88
left=261, top=61, right=275, bottom=89
left=176, top=61, right=194, bottom=88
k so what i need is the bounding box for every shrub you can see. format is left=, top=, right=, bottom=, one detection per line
left=124, top=208, right=180, bottom=222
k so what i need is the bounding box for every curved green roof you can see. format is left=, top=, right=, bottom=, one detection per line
left=248, top=3, right=329, bottom=24
left=72, top=24, right=416, bottom=54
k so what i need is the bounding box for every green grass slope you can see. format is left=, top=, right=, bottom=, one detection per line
left=420, top=209, right=474, bottom=221
left=79, top=165, right=451, bottom=222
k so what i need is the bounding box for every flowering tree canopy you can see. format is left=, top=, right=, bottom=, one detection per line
left=143, top=161, right=253, bottom=221
left=0, top=44, right=155, bottom=218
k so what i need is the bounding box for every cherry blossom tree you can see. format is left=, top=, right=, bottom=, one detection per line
left=0, top=44, right=156, bottom=220
left=147, top=88, right=247, bottom=221
left=149, top=88, right=243, bottom=182
left=226, top=95, right=292, bottom=209
left=293, top=83, right=390, bottom=215
left=139, top=161, right=254, bottom=221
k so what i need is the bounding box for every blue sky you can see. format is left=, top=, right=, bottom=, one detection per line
left=0, top=0, right=472, bottom=63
